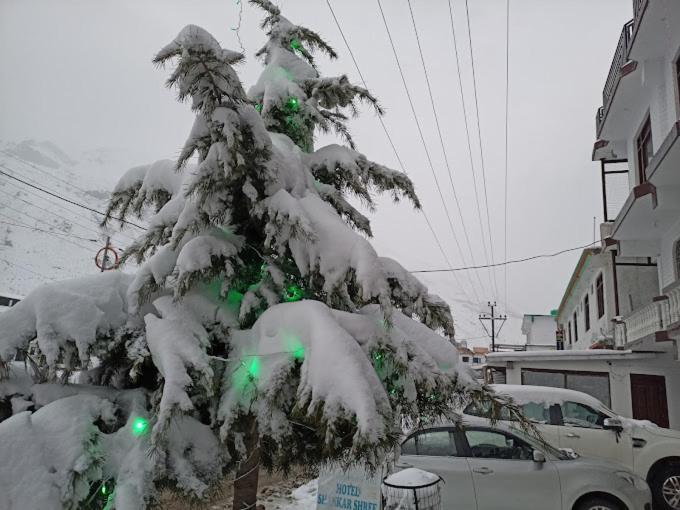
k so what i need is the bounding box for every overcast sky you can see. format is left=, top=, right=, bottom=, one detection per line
left=0, top=0, right=632, bottom=344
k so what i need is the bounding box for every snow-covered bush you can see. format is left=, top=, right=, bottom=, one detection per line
left=0, top=3, right=517, bottom=508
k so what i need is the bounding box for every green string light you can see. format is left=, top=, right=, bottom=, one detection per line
left=247, top=357, right=260, bottom=380
left=283, top=284, right=303, bottom=302
left=254, top=102, right=263, bottom=113
left=289, top=38, right=302, bottom=51
left=131, top=417, right=149, bottom=437
left=285, top=97, right=300, bottom=112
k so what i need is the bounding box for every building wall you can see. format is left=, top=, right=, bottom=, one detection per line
left=524, top=316, right=556, bottom=348
left=558, top=253, right=613, bottom=350
left=558, top=251, right=660, bottom=349
left=659, top=216, right=680, bottom=289
left=617, top=263, right=660, bottom=314
left=497, top=355, right=680, bottom=429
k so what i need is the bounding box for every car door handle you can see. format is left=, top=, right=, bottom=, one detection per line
left=473, top=467, right=493, bottom=475
left=565, top=433, right=580, bottom=439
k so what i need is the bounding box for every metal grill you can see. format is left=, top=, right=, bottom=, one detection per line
left=382, top=476, right=442, bottom=510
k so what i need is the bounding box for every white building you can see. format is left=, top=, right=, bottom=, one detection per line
left=520, top=314, right=559, bottom=350
left=593, top=0, right=680, bottom=352
left=487, top=0, right=680, bottom=430
left=555, top=246, right=658, bottom=350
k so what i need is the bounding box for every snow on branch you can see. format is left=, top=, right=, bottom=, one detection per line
left=0, top=273, right=135, bottom=368
left=307, top=144, right=421, bottom=209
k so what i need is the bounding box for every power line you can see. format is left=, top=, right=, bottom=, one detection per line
left=373, top=0, right=483, bottom=305
left=0, top=218, right=99, bottom=244
left=503, top=0, right=511, bottom=313
left=0, top=186, right=114, bottom=241
left=0, top=203, right=94, bottom=252
left=445, top=0, right=496, bottom=300
left=0, top=165, right=146, bottom=230
left=463, top=0, right=500, bottom=301
left=325, top=0, right=481, bottom=308
left=0, top=157, right=137, bottom=242
left=0, top=218, right=99, bottom=243
left=1, top=150, right=102, bottom=200
left=410, top=240, right=600, bottom=274
left=0, top=258, right=56, bottom=282
left=405, top=0, right=488, bottom=304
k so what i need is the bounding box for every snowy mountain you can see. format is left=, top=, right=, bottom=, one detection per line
left=0, top=140, right=140, bottom=298
left=0, top=139, right=518, bottom=345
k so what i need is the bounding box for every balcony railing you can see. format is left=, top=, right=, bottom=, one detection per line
left=597, top=20, right=634, bottom=135
left=613, top=298, right=669, bottom=348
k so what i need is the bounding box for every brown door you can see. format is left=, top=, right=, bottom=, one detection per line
left=630, top=374, right=669, bottom=428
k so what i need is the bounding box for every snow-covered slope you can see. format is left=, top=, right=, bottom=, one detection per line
left=0, top=139, right=516, bottom=344
left=0, top=140, right=140, bottom=297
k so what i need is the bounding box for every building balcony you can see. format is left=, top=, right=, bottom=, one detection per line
left=613, top=282, right=680, bottom=355
left=596, top=19, right=636, bottom=138
left=607, top=121, right=680, bottom=257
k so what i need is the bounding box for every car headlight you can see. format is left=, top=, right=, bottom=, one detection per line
left=615, top=471, right=648, bottom=491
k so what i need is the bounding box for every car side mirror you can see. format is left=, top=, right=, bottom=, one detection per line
left=533, top=450, right=546, bottom=463
left=603, top=418, right=623, bottom=432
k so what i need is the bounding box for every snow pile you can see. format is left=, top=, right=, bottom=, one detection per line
left=0, top=272, right=135, bottom=365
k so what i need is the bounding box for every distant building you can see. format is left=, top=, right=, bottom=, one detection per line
left=457, top=342, right=489, bottom=366
left=521, top=314, right=559, bottom=350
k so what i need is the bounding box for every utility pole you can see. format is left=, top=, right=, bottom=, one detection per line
left=479, top=301, right=507, bottom=352
left=101, top=236, right=111, bottom=273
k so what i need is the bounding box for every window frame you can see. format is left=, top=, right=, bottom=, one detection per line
left=568, top=320, right=572, bottom=345
left=584, top=293, right=591, bottom=332
left=400, top=427, right=461, bottom=458
left=555, top=401, right=609, bottom=429
left=636, top=114, right=653, bottom=184
left=458, top=427, right=535, bottom=461
left=520, top=368, right=611, bottom=407
left=675, top=50, right=680, bottom=119
left=596, top=273, right=605, bottom=319
left=573, top=311, right=579, bottom=342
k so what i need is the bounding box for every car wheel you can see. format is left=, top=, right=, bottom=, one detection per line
left=577, top=496, right=622, bottom=510
left=652, top=464, right=680, bottom=510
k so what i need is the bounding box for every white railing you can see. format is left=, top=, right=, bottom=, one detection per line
left=666, top=283, right=680, bottom=326
left=616, top=299, right=669, bottom=346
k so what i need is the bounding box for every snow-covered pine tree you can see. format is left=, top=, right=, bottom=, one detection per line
left=0, top=4, right=520, bottom=509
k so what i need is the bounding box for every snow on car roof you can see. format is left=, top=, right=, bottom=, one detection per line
left=489, top=384, right=607, bottom=409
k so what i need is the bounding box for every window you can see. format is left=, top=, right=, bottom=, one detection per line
left=401, top=430, right=456, bottom=457
left=521, top=402, right=552, bottom=425
left=596, top=274, right=605, bottom=318
left=584, top=294, right=590, bottom=332
left=568, top=321, right=572, bottom=345
left=676, top=55, right=680, bottom=116
left=521, top=369, right=611, bottom=407
left=561, top=402, right=607, bottom=429
left=473, top=357, right=481, bottom=364
left=636, top=115, right=653, bottom=183
left=674, top=239, right=680, bottom=281
left=573, top=311, right=579, bottom=342
left=464, top=429, right=533, bottom=460
left=462, top=356, right=470, bottom=363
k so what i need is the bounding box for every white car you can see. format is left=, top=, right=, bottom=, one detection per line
left=397, top=417, right=651, bottom=510
left=464, top=384, right=680, bottom=510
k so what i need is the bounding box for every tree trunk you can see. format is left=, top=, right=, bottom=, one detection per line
left=232, top=424, right=260, bottom=510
